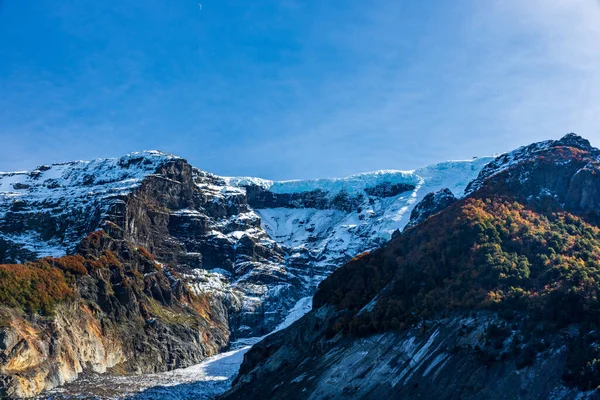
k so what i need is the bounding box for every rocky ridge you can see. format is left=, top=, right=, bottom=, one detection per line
left=406, top=188, right=457, bottom=228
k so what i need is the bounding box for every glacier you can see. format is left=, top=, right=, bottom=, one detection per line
left=251, top=157, right=493, bottom=282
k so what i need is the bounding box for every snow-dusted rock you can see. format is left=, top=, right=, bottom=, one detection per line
left=406, top=188, right=457, bottom=228
left=0, top=151, right=178, bottom=262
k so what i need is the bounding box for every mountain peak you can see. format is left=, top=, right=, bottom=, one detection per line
left=466, top=133, right=597, bottom=195
left=553, top=132, right=592, bottom=150
left=125, top=149, right=178, bottom=159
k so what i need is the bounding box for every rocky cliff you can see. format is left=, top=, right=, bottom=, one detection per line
left=0, top=230, right=228, bottom=398
left=225, top=309, right=593, bottom=400
left=224, top=133, right=600, bottom=400
left=406, top=188, right=457, bottom=228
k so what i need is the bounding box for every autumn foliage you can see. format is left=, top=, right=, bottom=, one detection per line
left=48, top=255, right=88, bottom=275
left=0, top=229, right=200, bottom=323
left=0, top=261, right=74, bottom=314
left=0, top=233, right=139, bottom=315
left=137, top=246, right=155, bottom=261
left=318, top=195, right=600, bottom=328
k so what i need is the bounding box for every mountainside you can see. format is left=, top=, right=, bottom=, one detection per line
left=0, top=151, right=490, bottom=397
left=0, top=230, right=229, bottom=398
left=224, top=133, right=600, bottom=400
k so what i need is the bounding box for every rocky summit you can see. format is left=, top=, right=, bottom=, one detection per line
left=0, top=150, right=489, bottom=397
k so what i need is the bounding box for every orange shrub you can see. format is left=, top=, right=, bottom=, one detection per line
left=0, top=263, right=74, bottom=314
left=49, top=255, right=88, bottom=275
left=137, top=246, right=155, bottom=261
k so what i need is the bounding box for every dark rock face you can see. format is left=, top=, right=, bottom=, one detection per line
left=245, top=182, right=416, bottom=212
left=108, top=159, right=260, bottom=272
left=245, top=185, right=364, bottom=212
left=224, top=310, right=590, bottom=400
left=555, top=132, right=593, bottom=150
left=0, top=238, right=37, bottom=264
left=566, top=160, right=600, bottom=212
left=79, top=231, right=230, bottom=369
left=103, top=162, right=301, bottom=338
left=407, top=188, right=457, bottom=228
left=467, top=134, right=598, bottom=200
left=364, top=182, right=415, bottom=198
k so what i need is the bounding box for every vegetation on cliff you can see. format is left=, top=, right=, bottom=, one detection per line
left=318, top=196, right=600, bottom=327
left=0, top=261, right=74, bottom=314
left=0, top=229, right=212, bottom=321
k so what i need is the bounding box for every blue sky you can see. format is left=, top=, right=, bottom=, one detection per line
left=1, top=0, right=599, bottom=179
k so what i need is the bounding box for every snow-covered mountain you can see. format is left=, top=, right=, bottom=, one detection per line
left=0, top=152, right=492, bottom=340
left=0, top=151, right=177, bottom=261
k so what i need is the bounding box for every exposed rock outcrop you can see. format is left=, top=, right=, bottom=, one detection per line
left=244, top=182, right=416, bottom=212
left=224, top=310, right=592, bottom=400
left=0, top=303, right=125, bottom=399
left=466, top=133, right=599, bottom=202
left=407, top=188, right=457, bottom=228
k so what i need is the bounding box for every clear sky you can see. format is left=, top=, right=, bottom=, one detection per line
left=1, top=0, right=599, bottom=180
